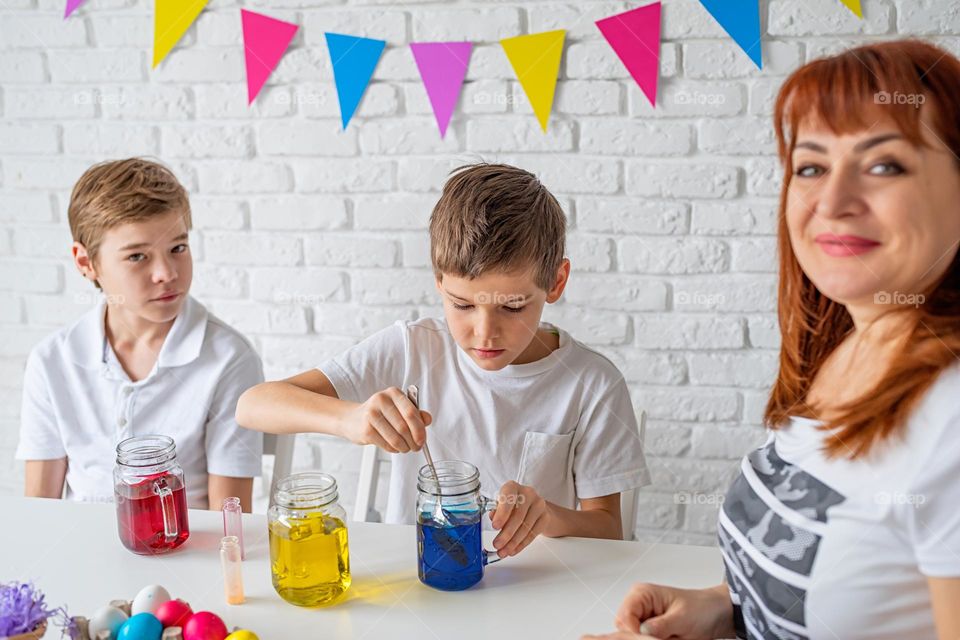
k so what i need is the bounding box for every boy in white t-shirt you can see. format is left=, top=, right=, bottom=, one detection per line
left=238, top=163, right=649, bottom=555
left=16, top=158, right=263, bottom=510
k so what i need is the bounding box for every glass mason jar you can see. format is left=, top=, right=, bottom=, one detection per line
left=268, top=472, right=351, bottom=607
left=114, top=435, right=190, bottom=554
left=416, top=460, right=501, bottom=591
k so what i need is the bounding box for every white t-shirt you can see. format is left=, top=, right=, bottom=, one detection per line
left=719, top=364, right=960, bottom=640
left=16, top=295, right=264, bottom=509
left=320, top=318, right=650, bottom=526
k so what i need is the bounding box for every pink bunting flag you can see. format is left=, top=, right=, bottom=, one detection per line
left=241, top=9, right=298, bottom=105
left=596, top=2, right=662, bottom=107
left=64, top=0, right=84, bottom=18
left=410, top=41, right=473, bottom=138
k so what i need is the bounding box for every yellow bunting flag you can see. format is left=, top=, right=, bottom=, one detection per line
left=153, top=0, right=209, bottom=67
left=839, top=0, right=863, bottom=18
left=500, top=29, right=567, bottom=132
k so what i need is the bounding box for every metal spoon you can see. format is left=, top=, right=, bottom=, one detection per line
left=406, top=385, right=449, bottom=526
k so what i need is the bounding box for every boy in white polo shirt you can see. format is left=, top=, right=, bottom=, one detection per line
left=17, top=158, right=263, bottom=510
left=238, top=163, right=648, bottom=555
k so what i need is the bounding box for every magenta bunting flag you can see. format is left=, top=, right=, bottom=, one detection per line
left=64, top=0, right=84, bottom=18
left=596, top=2, right=662, bottom=107
left=241, top=9, right=298, bottom=104
left=410, top=41, right=473, bottom=138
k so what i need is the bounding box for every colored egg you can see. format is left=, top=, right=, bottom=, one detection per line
left=131, top=585, right=171, bottom=616
left=224, top=632, right=259, bottom=640
left=183, top=612, right=228, bottom=640
left=117, top=613, right=163, bottom=640
left=155, top=599, right=193, bottom=628
left=88, top=605, right=129, bottom=640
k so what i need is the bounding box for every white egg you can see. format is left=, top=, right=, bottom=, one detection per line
left=130, top=584, right=171, bottom=616
left=88, top=605, right=128, bottom=640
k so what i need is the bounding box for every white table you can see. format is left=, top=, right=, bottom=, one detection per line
left=1, top=497, right=722, bottom=639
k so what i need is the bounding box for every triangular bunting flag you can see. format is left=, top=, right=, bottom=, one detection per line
left=698, top=0, right=762, bottom=69
left=839, top=0, right=863, bottom=18
left=325, top=32, right=386, bottom=130
left=500, top=30, right=566, bottom=132
left=64, top=0, right=84, bottom=19
left=242, top=10, right=298, bottom=105
left=410, top=42, right=473, bottom=138
left=596, top=2, right=661, bottom=108
left=153, top=0, right=208, bottom=67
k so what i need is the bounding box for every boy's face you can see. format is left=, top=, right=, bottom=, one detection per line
left=74, top=210, right=193, bottom=324
left=437, top=261, right=569, bottom=371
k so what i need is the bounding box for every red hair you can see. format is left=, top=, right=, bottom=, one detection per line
left=767, top=39, right=960, bottom=458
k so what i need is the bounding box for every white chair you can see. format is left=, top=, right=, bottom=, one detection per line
left=263, top=433, right=295, bottom=508
left=353, top=443, right=384, bottom=522
left=620, top=409, right=647, bottom=541
left=351, top=409, right=648, bottom=540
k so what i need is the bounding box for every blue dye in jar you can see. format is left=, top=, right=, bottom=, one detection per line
left=417, top=510, right=485, bottom=591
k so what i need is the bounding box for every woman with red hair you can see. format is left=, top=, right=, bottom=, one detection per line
left=585, top=39, right=960, bottom=640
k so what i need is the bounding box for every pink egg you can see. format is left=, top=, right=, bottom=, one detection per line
left=155, top=599, right=193, bottom=628
left=183, top=612, right=228, bottom=640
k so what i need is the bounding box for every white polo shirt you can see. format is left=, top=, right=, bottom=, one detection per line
left=16, top=295, right=264, bottom=509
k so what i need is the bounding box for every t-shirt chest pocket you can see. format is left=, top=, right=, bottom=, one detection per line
left=516, top=431, right=576, bottom=507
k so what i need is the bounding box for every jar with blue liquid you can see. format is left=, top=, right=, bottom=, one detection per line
left=416, top=460, right=502, bottom=591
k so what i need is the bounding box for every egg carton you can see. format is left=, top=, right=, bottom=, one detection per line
left=70, top=601, right=186, bottom=640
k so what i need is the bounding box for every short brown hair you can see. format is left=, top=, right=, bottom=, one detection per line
left=430, top=163, right=566, bottom=290
left=68, top=158, right=191, bottom=266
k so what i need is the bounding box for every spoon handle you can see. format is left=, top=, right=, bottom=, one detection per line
left=406, top=385, right=441, bottom=486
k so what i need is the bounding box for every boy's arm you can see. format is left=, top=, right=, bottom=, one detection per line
left=208, top=474, right=253, bottom=512
left=544, top=494, right=622, bottom=540
left=491, top=484, right=623, bottom=557
left=236, top=370, right=431, bottom=453
left=235, top=369, right=352, bottom=437
left=24, top=458, right=67, bottom=499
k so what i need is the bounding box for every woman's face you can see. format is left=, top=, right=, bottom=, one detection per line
left=786, top=107, right=960, bottom=312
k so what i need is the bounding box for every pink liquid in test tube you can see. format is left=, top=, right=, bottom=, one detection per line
left=222, top=497, right=244, bottom=560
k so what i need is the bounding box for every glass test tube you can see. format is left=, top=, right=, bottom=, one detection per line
left=220, top=535, right=245, bottom=605
left=222, top=496, right=244, bottom=559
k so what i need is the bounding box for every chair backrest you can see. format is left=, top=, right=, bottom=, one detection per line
left=263, top=433, right=296, bottom=508
left=353, top=409, right=649, bottom=537
left=353, top=444, right=384, bottom=522
left=619, top=409, right=647, bottom=541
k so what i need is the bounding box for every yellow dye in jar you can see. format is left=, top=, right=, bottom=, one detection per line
left=269, top=512, right=351, bottom=606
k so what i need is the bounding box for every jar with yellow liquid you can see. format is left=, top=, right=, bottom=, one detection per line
left=268, top=472, right=351, bottom=606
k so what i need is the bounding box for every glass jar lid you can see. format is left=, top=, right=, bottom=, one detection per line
left=273, top=472, right=339, bottom=509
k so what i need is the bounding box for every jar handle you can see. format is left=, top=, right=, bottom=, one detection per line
left=479, top=495, right=502, bottom=566
left=153, top=477, right=179, bottom=541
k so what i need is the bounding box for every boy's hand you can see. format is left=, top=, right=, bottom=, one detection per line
left=342, top=387, right=432, bottom=454
left=490, top=481, right=550, bottom=558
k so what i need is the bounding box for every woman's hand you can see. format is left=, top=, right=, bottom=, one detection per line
left=584, top=583, right=735, bottom=640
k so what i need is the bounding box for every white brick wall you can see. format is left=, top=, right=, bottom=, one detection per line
left=1, top=0, right=955, bottom=545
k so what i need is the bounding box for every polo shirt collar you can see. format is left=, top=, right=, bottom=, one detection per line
left=64, top=295, right=208, bottom=370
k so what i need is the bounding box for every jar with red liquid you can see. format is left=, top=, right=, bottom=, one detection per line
left=114, top=435, right=190, bottom=554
